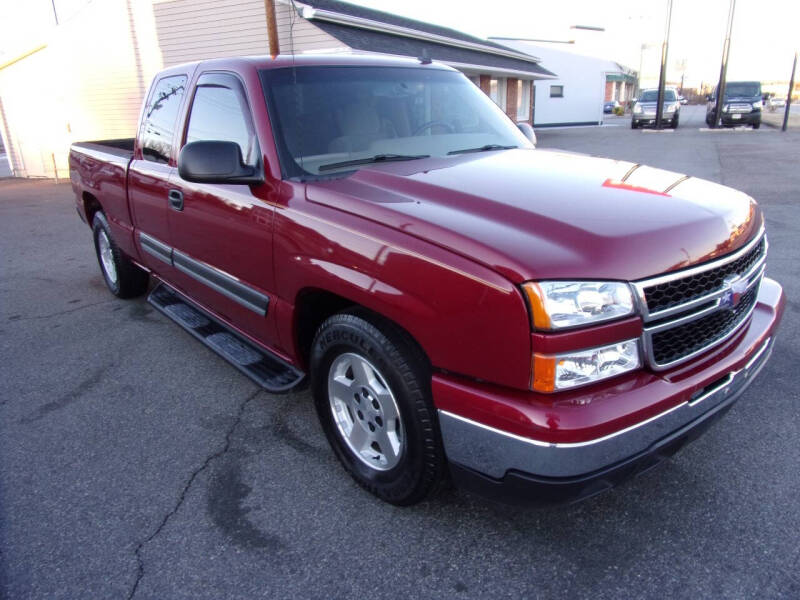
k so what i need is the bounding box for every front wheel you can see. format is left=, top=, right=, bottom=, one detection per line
left=92, top=212, right=149, bottom=298
left=752, top=121, right=761, bottom=129
left=310, top=312, right=445, bottom=505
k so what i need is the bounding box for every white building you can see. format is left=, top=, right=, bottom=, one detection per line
left=0, top=0, right=554, bottom=179
left=491, top=38, right=636, bottom=127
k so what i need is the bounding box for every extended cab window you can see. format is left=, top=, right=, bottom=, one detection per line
left=185, top=81, right=256, bottom=165
left=140, top=75, right=187, bottom=163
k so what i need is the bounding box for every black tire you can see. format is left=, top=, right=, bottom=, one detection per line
left=92, top=212, right=149, bottom=298
left=310, top=311, right=445, bottom=505
left=752, top=120, right=760, bottom=129
left=671, top=116, right=679, bottom=129
left=631, top=120, right=638, bottom=129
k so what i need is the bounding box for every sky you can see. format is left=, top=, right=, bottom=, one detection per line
left=1, top=0, right=798, bottom=86
left=344, top=0, right=800, bottom=86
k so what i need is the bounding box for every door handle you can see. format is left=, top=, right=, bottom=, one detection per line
left=168, top=189, right=184, bottom=211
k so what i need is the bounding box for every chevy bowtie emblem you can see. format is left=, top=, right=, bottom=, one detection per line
left=720, top=274, right=748, bottom=309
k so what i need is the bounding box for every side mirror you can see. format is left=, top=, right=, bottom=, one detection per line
left=178, top=140, right=263, bottom=184
left=516, top=122, right=537, bottom=147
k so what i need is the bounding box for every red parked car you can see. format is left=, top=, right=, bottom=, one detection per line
left=69, top=55, right=784, bottom=506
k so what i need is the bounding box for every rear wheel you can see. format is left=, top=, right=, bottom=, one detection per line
left=92, top=212, right=148, bottom=298
left=310, top=312, right=445, bottom=505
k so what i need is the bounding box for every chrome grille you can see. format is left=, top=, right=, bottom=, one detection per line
left=650, top=286, right=758, bottom=365
left=633, top=229, right=766, bottom=370
left=643, top=238, right=765, bottom=313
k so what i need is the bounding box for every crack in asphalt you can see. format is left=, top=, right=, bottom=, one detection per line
left=5, top=299, right=117, bottom=323
left=19, top=364, right=111, bottom=424
left=126, top=388, right=262, bottom=600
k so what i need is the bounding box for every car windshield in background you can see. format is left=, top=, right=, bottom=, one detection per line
left=260, top=66, right=529, bottom=178
left=639, top=90, right=677, bottom=102
left=725, top=83, right=760, bottom=98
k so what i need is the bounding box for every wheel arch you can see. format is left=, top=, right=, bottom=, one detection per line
left=82, top=191, right=102, bottom=225
left=292, top=287, right=431, bottom=374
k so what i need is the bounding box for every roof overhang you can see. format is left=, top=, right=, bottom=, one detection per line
left=291, top=1, right=543, bottom=65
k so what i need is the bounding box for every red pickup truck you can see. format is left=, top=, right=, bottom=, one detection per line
left=69, top=54, right=784, bottom=506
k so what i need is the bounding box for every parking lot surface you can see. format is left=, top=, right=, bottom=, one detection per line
left=2, top=111, right=800, bottom=599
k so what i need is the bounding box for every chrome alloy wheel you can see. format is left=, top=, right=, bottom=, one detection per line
left=97, top=230, right=118, bottom=286
left=328, top=352, right=405, bottom=471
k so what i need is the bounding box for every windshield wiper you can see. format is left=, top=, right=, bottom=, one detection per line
left=447, top=144, right=517, bottom=155
left=318, top=154, right=430, bottom=172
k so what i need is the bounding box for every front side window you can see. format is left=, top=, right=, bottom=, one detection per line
left=140, top=75, right=187, bottom=163
left=186, top=84, right=256, bottom=165
left=261, top=66, right=530, bottom=178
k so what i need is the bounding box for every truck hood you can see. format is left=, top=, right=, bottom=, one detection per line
left=306, top=149, right=760, bottom=283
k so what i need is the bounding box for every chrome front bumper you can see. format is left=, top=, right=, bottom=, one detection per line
left=440, top=335, right=773, bottom=481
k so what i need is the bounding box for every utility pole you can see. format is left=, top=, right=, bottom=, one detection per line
left=264, top=0, right=280, bottom=58
left=713, top=0, right=736, bottom=128
left=782, top=52, right=797, bottom=132
left=654, top=0, right=673, bottom=129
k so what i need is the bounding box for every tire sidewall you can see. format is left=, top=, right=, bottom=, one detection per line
left=92, top=213, right=121, bottom=296
left=311, top=316, right=434, bottom=503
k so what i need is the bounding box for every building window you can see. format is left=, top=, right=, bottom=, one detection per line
left=489, top=77, right=507, bottom=109
left=516, top=80, right=531, bottom=120
left=550, top=85, right=564, bottom=98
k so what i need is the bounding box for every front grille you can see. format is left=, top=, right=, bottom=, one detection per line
left=650, top=285, right=758, bottom=365
left=729, top=103, right=753, bottom=113
left=635, top=231, right=767, bottom=370
left=643, top=238, right=765, bottom=314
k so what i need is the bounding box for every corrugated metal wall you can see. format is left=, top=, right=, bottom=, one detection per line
left=0, top=0, right=344, bottom=178
left=0, top=0, right=163, bottom=178
left=152, top=0, right=343, bottom=66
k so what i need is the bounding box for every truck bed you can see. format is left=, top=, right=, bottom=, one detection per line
left=71, top=138, right=134, bottom=159
left=69, top=138, right=137, bottom=258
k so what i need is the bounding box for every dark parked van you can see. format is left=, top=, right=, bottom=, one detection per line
left=706, top=81, right=762, bottom=128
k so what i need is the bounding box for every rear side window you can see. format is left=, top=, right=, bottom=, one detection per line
left=185, top=83, right=256, bottom=165
left=140, top=75, right=187, bottom=163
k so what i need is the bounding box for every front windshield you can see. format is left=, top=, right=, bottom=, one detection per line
left=724, top=83, right=760, bottom=98
left=260, top=66, right=530, bottom=177
left=640, top=89, right=677, bottom=102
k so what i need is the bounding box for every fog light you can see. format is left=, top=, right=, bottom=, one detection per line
left=532, top=339, right=640, bottom=392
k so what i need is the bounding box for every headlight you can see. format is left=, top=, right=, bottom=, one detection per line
left=666, top=102, right=678, bottom=112
left=522, top=281, right=635, bottom=330
left=723, top=104, right=730, bottom=112
left=752, top=100, right=762, bottom=109
left=532, top=339, right=640, bottom=392
left=633, top=104, right=642, bottom=114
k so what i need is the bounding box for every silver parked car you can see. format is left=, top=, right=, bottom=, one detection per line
left=632, top=88, right=680, bottom=129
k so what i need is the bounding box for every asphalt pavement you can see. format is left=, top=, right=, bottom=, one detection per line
left=2, top=109, right=800, bottom=599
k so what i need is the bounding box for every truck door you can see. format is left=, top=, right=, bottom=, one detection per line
left=168, top=72, right=278, bottom=349
left=129, top=74, right=188, bottom=274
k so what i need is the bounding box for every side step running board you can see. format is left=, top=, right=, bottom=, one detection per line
left=148, top=283, right=304, bottom=392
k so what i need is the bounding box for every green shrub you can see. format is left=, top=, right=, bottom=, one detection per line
left=613, top=106, right=625, bottom=116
